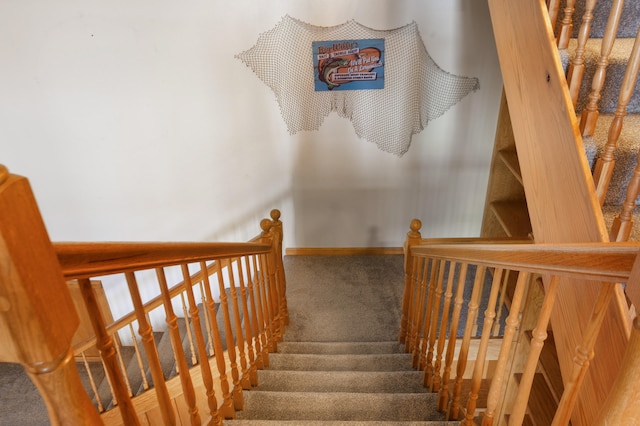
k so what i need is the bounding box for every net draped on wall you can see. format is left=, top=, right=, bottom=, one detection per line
left=236, top=15, right=479, bottom=157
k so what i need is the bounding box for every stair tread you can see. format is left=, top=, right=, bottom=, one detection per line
left=255, top=370, right=428, bottom=393
left=267, top=353, right=415, bottom=372
left=277, top=341, right=405, bottom=354
left=237, top=391, right=445, bottom=422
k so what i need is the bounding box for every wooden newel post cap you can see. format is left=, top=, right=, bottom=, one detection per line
left=260, top=218, right=273, bottom=234
left=270, top=209, right=281, bottom=222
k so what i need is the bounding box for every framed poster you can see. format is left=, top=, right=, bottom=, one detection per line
left=313, top=39, right=385, bottom=91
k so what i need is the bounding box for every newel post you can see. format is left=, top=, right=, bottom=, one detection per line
left=398, top=219, right=423, bottom=344
left=0, top=165, right=102, bottom=425
left=270, top=209, right=289, bottom=326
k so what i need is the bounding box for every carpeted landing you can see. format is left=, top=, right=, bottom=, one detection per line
left=224, top=255, right=455, bottom=425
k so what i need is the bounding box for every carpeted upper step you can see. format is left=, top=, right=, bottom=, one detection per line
left=234, top=391, right=446, bottom=422
left=254, top=370, right=428, bottom=393
left=267, top=353, right=414, bottom=372
left=276, top=341, right=405, bottom=355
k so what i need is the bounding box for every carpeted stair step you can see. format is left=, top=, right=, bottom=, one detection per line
left=267, top=353, right=414, bottom=372
left=277, top=341, right=405, bottom=354
left=254, top=370, right=429, bottom=393
left=233, top=391, right=447, bottom=422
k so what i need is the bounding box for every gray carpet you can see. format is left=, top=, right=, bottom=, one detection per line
left=282, top=255, right=405, bottom=343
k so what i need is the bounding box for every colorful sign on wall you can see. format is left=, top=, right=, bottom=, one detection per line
left=313, top=39, right=385, bottom=91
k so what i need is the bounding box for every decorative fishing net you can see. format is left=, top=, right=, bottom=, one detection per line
left=236, top=15, right=479, bottom=156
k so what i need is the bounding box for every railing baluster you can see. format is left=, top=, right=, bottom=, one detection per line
left=259, top=252, right=277, bottom=352
left=547, top=0, right=561, bottom=32
left=199, top=280, right=215, bottom=357
left=610, top=147, right=640, bottom=241
left=215, top=261, right=244, bottom=410
left=246, top=255, right=265, bottom=370
left=425, top=259, right=446, bottom=389
left=252, top=254, right=271, bottom=367
left=552, top=282, right=617, bottom=425
left=580, top=0, right=625, bottom=135
left=483, top=271, right=530, bottom=425
left=78, top=277, right=140, bottom=425
left=411, top=258, right=435, bottom=370
left=593, top=26, right=640, bottom=206
left=113, top=333, right=133, bottom=397
left=557, top=0, right=576, bottom=48
left=448, top=265, right=485, bottom=420
left=181, top=263, right=221, bottom=424
left=200, top=261, right=235, bottom=419
left=503, top=276, right=560, bottom=426
left=156, top=267, right=201, bottom=425
left=464, top=267, right=504, bottom=425
left=419, top=259, right=439, bottom=373
left=128, top=323, right=150, bottom=391
left=124, top=271, right=175, bottom=425
left=492, top=271, right=510, bottom=337
left=406, top=255, right=422, bottom=355
left=81, top=352, right=104, bottom=412
left=432, top=261, right=456, bottom=394
left=439, top=262, right=468, bottom=413
left=567, top=0, right=598, bottom=107
left=238, top=256, right=259, bottom=386
left=179, top=291, right=197, bottom=367
left=226, top=258, right=252, bottom=390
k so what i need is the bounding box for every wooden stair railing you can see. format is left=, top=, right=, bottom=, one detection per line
left=400, top=218, right=640, bottom=424
left=0, top=165, right=288, bottom=425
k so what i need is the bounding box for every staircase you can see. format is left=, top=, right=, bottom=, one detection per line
left=223, top=254, right=455, bottom=424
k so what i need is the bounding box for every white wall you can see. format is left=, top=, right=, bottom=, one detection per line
left=0, top=0, right=502, bottom=249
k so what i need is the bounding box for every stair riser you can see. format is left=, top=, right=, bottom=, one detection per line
left=267, top=353, right=415, bottom=372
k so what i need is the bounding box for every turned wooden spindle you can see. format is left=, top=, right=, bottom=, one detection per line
left=556, top=0, right=576, bottom=48
left=506, top=276, right=559, bottom=426
left=406, top=257, right=423, bottom=354
left=425, top=260, right=446, bottom=389
left=124, top=271, right=175, bottom=425
left=567, top=0, right=597, bottom=107
left=399, top=219, right=423, bottom=344
left=464, top=268, right=503, bottom=425
left=0, top=165, right=103, bottom=425
left=448, top=265, right=485, bottom=421
left=225, top=258, right=252, bottom=390
left=78, top=278, right=138, bottom=425
left=411, top=258, right=429, bottom=366
left=547, top=0, right=561, bottom=32
left=432, top=261, right=456, bottom=394
left=610, top=148, right=640, bottom=241
left=251, top=254, right=270, bottom=367
left=579, top=0, right=625, bottom=135
left=482, top=271, right=530, bottom=425
left=200, top=262, right=235, bottom=419
left=438, top=262, right=468, bottom=412
left=239, top=256, right=259, bottom=385
left=593, top=27, right=640, bottom=206
left=156, top=267, right=201, bottom=425
left=215, top=261, right=244, bottom=410
left=181, top=264, right=221, bottom=423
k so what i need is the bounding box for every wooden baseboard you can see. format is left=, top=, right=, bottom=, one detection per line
left=285, top=247, right=404, bottom=256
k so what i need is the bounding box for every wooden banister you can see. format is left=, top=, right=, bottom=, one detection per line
left=0, top=165, right=102, bottom=425
left=55, top=241, right=270, bottom=279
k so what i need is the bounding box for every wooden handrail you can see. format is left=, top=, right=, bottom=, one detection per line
left=410, top=242, right=639, bottom=283
left=55, top=241, right=270, bottom=279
